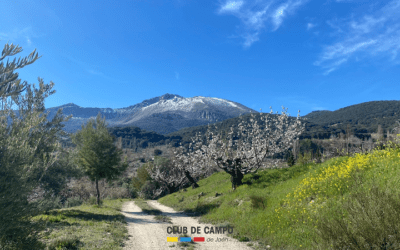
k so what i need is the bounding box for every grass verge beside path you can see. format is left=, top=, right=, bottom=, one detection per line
left=33, top=199, right=130, bottom=250
left=158, top=147, right=400, bottom=249
left=158, top=163, right=316, bottom=249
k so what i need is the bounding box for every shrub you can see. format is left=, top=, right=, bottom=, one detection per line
left=296, top=152, right=313, bottom=165
left=299, top=139, right=321, bottom=156
left=47, top=235, right=81, bottom=250
left=87, top=196, right=103, bottom=206
left=131, top=165, right=152, bottom=191
left=140, top=180, right=160, bottom=199
left=249, top=195, right=266, bottom=209
left=313, top=183, right=400, bottom=249
left=153, top=149, right=162, bottom=156
left=239, top=236, right=250, bottom=242
left=67, top=177, right=95, bottom=202
left=287, top=151, right=295, bottom=167
left=33, top=196, right=62, bottom=213
left=65, top=197, right=83, bottom=208
left=67, top=177, right=133, bottom=202
left=122, top=182, right=138, bottom=198
left=104, top=187, right=131, bottom=200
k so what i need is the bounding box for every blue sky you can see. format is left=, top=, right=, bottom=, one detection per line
left=1, top=0, right=399, bottom=117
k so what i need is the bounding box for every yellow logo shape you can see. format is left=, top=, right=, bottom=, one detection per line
left=167, top=237, right=178, bottom=242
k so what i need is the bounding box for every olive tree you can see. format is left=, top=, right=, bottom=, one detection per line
left=0, top=42, right=72, bottom=249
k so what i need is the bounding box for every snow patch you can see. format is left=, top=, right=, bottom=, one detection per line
left=141, top=95, right=242, bottom=112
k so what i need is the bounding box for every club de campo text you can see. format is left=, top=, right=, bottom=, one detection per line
left=167, top=226, right=234, bottom=234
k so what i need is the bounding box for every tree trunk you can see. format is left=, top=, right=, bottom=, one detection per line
left=230, top=167, right=244, bottom=190
left=167, top=185, right=176, bottom=194
left=95, top=178, right=100, bottom=206
left=184, top=170, right=199, bottom=189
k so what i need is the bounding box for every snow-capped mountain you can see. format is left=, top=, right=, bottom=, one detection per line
left=43, top=93, right=257, bottom=135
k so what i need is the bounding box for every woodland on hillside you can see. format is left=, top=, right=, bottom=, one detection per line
left=301, top=100, right=400, bottom=139
left=59, top=116, right=399, bottom=180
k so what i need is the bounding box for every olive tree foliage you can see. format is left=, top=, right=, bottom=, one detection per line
left=180, top=107, right=305, bottom=190
left=0, top=42, right=73, bottom=249
left=70, top=113, right=128, bottom=206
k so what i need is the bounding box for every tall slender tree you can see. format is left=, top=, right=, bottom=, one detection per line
left=71, top=113, right=128, bottom=205
left=346, top=124, right=352, bottom=156
left=376, top=124, right=384, bottom=150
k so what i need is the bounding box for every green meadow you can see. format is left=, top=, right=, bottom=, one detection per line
left=158, top=140, right=400, bottom=249
left=32, top=199, right=129, bottom=250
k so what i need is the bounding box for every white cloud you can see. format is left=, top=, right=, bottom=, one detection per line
left=326, top=19, right=344, bottom=34
left=272, top=3, right=289, bottom=30
left=242, top=32, right=260, bottom=48
left=175, top=71, right=180, bottom=80
left=219, top=1, right=244, bottom=13
left=0, top=26, right=42, bottom=48
left=315, top=0, right=400, bottom=74
left=312, top=106, right=328, bottom=110
left=272, top=0, right=305, bottom=31
left=321, top=58, right=348, bottom=75
left=216, top=0, right=309, bottom=48
left=247, top=8, right=268, bottom=30
left=306, top=22, right=316, bottom=30
left=350, top=15, right=385, bottom=34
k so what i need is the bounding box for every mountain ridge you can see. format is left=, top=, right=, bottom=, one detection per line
left=41, top=93, right=258, bottom=135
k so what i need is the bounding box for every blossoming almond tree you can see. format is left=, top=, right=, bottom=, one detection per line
left=149, top=156, right=187, bottom=197
left=171, top=140, right=207, bottom=188
left=183, top=106, right=306, bottom=190
left=151, top=129, right=221, bottom=194
left=148, top=144, right=205, bottom=197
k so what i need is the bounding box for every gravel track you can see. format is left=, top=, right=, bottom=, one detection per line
left=121, top=200, right=255, bottom=250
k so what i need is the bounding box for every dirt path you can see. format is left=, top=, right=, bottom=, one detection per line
left=121, top=200, right=255, bottom=250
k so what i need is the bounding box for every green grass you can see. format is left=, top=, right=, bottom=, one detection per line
left=154, top=215, right=172, bottom=223
left=134, top=199, right=173, bottom=223
left=33, top=199, right=130, bottom=250
left=158, top=143, right=400, bottom=249
left=134, top=199, right=163, bottom=215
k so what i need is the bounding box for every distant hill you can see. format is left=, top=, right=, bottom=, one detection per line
left=302, top=110, right=332, bottom=120
left=302, top=100, right=400, bottom=139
